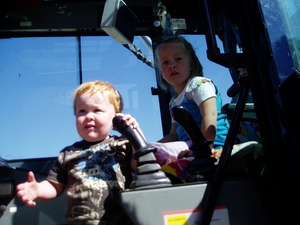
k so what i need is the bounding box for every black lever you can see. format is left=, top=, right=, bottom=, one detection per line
left=171, top=106, right=216, bottom=182
left=172, top=106, right=212, bottom=149
left=112, top=116, right=154, bottom=159
left=113, top=116, right=171, bottom=189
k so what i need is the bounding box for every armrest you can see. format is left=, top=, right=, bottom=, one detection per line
left=222, top=103, right=257, bottom=122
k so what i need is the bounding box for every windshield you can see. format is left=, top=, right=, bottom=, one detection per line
left=0, top=36, right=161, bottom=159
left=279, top=0, right=300, bottom=70
left=0, top=35, right=231, bottom=160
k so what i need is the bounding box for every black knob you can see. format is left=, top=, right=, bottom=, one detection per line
left=112, top=116, right=148, bottom=150
left=172, top=105, right=212, bottom=147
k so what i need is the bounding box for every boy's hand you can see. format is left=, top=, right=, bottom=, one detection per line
left=114, top=113, right=139, bottom=129
left=16, top=171, right=39, bottom=206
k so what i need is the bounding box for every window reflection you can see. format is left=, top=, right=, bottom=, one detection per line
left=280, top=0, right=300, bottom=70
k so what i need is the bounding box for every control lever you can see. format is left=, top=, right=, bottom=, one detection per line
left=172, top=106, right=217, bottom=182
left=113, top=116, right=171, bottom=189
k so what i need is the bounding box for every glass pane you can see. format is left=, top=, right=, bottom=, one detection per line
left=0, top=37, right=79, bottom=159
left=80, top=36, right=163, bottom=142
left=0, top=35, right=231, bottom=160
left=184, top=35, right=232, bottom=104
left=279, top=0, right=300, bottom=69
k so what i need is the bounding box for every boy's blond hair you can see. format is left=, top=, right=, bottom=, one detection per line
left=73, top=81, right=123, bottom=114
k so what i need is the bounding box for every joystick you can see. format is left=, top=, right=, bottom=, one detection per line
left=113, top=116, right=171, bottom=189
left=172, top=106, right=217, bottom=182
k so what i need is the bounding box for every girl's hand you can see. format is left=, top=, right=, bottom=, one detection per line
left=178, top=150, right=193, bottom=159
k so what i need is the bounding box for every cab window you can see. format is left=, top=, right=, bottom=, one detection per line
left=0, top=34, right=230, bottom=160
left=0, top=36, right=162, bottom=159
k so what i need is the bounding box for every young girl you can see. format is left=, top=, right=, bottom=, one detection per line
left=154, top=36, right=229, bottom=163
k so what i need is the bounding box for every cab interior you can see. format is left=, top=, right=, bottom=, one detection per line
left=1, top=0, right=300, bottom=224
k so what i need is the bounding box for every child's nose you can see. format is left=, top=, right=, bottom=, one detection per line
left=169, top=61, right=177, bottom=68
left=86, top=112, right=94, bottom=120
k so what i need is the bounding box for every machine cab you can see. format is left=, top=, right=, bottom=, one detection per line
left=1, top=0, right=300, bottom=224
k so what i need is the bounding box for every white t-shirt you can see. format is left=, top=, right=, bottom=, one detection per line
left=170, top=77, right=216, bottom=123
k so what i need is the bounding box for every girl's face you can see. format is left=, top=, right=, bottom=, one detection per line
left=157, top=42, right=192, bottom=93
left=75, top=91, right=116, bottom=142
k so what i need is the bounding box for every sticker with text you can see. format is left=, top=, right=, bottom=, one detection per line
left=163, top=206, right=229, bottom=225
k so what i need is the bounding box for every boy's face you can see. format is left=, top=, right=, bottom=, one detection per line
left=75, top=91, right=116, bottom=142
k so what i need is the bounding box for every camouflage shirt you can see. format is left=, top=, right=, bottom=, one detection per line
left=47, top=136, right=133, bottom=225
